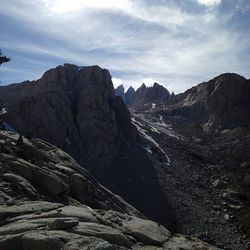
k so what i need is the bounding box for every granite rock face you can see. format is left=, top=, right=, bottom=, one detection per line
left=114, top=85, right=136, bottom=106
left=114, top=84, right=125, bottom=102
left=0, top=65, right=174, bottom=228
left=0, top=130, right=219, bottom=250
left=0, top=130, right=140, bottom=215
left=130, top=83, right=170, bottom=110
left=125, top=86, right=135, bottom=105
left=165, top=73, right=250, bottom=131
left=0, top=64, right=135, bottom=169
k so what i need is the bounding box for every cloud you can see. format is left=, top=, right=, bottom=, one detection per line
left=197, top=0, right=222, bottom=6
left=43, top=0, right=131, bottom=14
left=112, top=78, right=123, bottom=88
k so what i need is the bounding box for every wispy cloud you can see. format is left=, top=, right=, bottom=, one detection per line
left=197, top=0, right=222, bottom=7
left=0, top=0, right=249, bottom=93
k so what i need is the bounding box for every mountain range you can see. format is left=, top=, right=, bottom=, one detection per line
left=115, top=82, right=171, bottom=110
left=0, top=64, right=250, bottom=250
left=115, top=73, right=250, bottom=131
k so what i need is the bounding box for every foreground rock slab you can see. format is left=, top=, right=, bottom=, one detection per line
left=0, top=130, right=219, bottom=249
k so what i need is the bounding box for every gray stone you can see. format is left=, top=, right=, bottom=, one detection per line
left=163, top=234, right=220, bottom=250
left=2, top=173, right=26, bottom=183
left=0, top=201, right=63, bottom=217
left=85, top=241, right=129, bottom=250
left=121, top=216, right=171, bottom=246
left=71, top=222, right=131, bottom=248
left=0, top=233, right=23, bottom=250
left=49, top=218, right=79, bottom=230
left=22, top=232, right=65, bottom=250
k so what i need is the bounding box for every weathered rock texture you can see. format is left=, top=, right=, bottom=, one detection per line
left=0, top=130, right=218, bottom=250
left=0, top=64, right=173, bottom=228
left=165, top=73, right=250, bottom=131
left=0, top=130, right=139, bottom=215
left=114, top=84, right=125, bottom=102
left=0, top=64, right=136, bottom=169
left=125, top=86, right=135, bottom=105
left=130, top=83, right=170, bottom=110
left=114, top=85, right=136, bottom=106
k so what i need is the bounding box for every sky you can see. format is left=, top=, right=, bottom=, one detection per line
left=0, top=0, right=250, bottom=93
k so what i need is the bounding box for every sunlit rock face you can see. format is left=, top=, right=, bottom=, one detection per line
left=165, top=73, right=250, bottom=131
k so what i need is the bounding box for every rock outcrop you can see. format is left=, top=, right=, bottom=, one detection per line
left=0, top=64, right=174, bottom=228
left=114, top=84, right=125, bottom=102
left=114, top=85, right=136, bottom=106
left=125, top=86, right=135, bottom=105
left=130, top=83, right=170, bottom=110
left=130, top=110, right=250, bottom=249
left=0, top=130, right=219, bottom=250
left=0, top=130, right=139, bottom=215
left=165, top=73, right=250, bottom=131
left=0, top=64, right=134, bottom=169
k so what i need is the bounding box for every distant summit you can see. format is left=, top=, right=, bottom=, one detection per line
left=165, top=73, right=250, bottom=131
left=129, top=82, right=170, bottom=110
left=114, top=85, right=136, bottom=105
left=114, top=84, right=125, bottom=102
left=125, top=86, right=135, bottom=105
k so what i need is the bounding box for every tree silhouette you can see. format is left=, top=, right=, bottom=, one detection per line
left=0, top=50, right=11, bottom=66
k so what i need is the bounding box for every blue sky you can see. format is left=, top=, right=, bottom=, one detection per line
left=0, top=0, right=250, bottom=93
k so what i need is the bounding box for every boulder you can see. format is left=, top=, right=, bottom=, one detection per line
left=49, top=218, right=79, bottom=230
left=70, top=222, right=131, bottom=248
left=22, top=231, right=68, bottom=250
left=121, top=216, right=171, bottom=246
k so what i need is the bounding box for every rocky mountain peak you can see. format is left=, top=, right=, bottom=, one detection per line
left=115, top=84, right=124, bottom=91
left=165, top=72, right=250, bottom=131
left=0, top=64, right=132, bottom=169
left=216, top=72, right=246, bottom=82
left=126, top=86, right=135, bottom=92
left=129, top=82, right=171, bottom=110
left=114, top=84, right=125, bottom=102
left=125, top=86, right=135, bottom=105
left=0, top=65, right=175, bottom=228
left=1, top=64, right=249, bottom=249
left=153, top=82, right=160, bottom=87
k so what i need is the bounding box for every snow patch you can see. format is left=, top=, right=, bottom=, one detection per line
left=148, top=124, right=160, bottom=134
left=0, top=108, right=7, bottom=116
left=131, top=117, right=170, bottom=163
left=131, top=117, right=144, bottom=127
